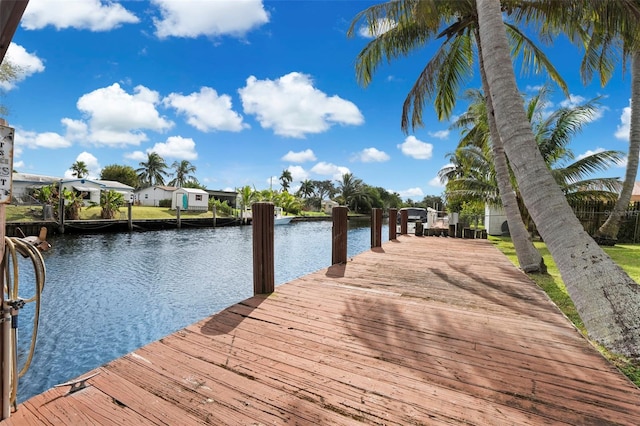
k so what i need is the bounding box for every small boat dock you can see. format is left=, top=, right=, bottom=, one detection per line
left=4, top=236, right=640, bottom=424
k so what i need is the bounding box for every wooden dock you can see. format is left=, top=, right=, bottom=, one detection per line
left=4, top=236, right=640, bottom=425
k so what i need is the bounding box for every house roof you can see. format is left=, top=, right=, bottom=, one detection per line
left=176, top=187, right=208, bottom=194
left=13, top=172, right=60, bottom=184
left=95, top=180, right=134, bottom=191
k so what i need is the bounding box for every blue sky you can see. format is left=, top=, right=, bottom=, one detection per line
left=1, top=0, right=633, bottom=199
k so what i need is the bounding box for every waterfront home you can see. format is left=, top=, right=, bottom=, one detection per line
left=171, top=187, right=209, bottom=211
left=321, top=199, right=339, bottom=214
left=11, top=173, right=134, bottom=207
left=134, top=185, right=176, bottom=207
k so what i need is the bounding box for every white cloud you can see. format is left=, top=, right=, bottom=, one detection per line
left=147, top=136, right=198, bottom=160
left=577, top=147, right=605, bottom=161
left=152, top=0, right=269, bottom=39
left=352, top=147, right=390, bottom=163
left=428, top=130, right=449, bottom=140
left=239, top=72, right=364, bottom=138
left=163, top=87, right=246, bottom=132
left=22, top=0, right=139, bottom=31
left=310, top=161, right=350, bottom=181
left=0, top=43, right=45, bottom=90
left=15, top=129, right=72, bottom=149
left=429, top=176, right=446, bottom=188
left=616, top=100, right=631, bottom=141
left=358, top=18, right=397, bottom=38
left=398, top=187, right=424, bottom=199
left=397, top=135, right=433, bottom=160
left=71, top=83, right=173, bottom=147
left=281, top=149, right=316, bottom=163
left=125, top=151, right=147, bottom=161
left=64, top=152, right=101, bottom=179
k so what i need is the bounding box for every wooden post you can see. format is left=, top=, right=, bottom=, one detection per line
left=127, top=202, right=133, bottom=232
left=58, top=187, right=65, bottom=234
left=400, top=209, right=408, bottom=235
left=389, top=208, right=397, bottom=240
left=252, top=202, right=274, bottom=294
left=371, top=208, right=382, bottom=248
left=176, top=206, right=181, bottom=229
left=332, top=206, right=348, bottom=264
left=212, top=205, right=216, bottom=228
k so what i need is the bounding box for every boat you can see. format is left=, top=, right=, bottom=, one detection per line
left=274, top=206, right=294, bottom=225
left=245, top=206, right=294, bottom=225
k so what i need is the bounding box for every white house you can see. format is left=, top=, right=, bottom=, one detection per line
left=321, top=199, right=339, bottom=214
left=95, top=180, right=134, bottom=203
left=171, top=187, right=209, bottom=211
left=60, top=179, right=102, bottom=206
left=134, top=186, right=177, bottom=207
left=12, top=172, right=58, bottom=203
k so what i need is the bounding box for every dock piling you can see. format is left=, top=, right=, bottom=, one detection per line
left=332, top=206, right=348, bottom=264
left=252, top=202, right=274, bottom=294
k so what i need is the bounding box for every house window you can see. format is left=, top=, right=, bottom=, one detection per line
left=145, top=194, right=148, bottom=199
left=195, top=194, right=202, bottom=201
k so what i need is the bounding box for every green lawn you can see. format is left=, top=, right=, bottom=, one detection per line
left=489, top=236, right=640, bottom=386
left=4, top=204, right=219, bottom=221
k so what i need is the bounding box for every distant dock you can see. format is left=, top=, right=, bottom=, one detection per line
left=4, top=236, right=640, bottom=424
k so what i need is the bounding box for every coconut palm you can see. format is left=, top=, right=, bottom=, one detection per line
left=279, top=169, right=293, bottom=192
left=476, top=0, right=640, bottom=358
left=336, top=173, right=370, bottom=213
left=168, top=160, right=197, bottom=188
left=444, top=88, right=623, bottom=232
left=349, top=0, right=559, bottom=272
left=136, top=152, right=168, bottom=188
left=70, top=161, right=89, bottom=179
left=297, top=179, right=315, bottom=199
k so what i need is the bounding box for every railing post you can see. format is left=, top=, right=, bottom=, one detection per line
left=388, top=208, right=397, bottom=240
left=371, top=208, right=382, bottom=248
left=332, top=206, right=348, bottom=264
left=252, top=202, right=274, bottom=294
left=400, top=209, right=408, bottom=235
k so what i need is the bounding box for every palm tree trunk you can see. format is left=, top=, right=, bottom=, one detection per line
left=475, top=28, right=545, bottom=273
left=595, top=51, right=640, bottom=244
left=477, top=0, right=640, bottom=358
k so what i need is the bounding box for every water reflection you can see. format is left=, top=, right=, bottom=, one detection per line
left=17, top=220, right=387, bottom=402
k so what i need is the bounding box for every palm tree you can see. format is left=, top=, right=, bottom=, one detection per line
left=70, top=161, right=89, bottom=178
left=476, top=0, right=640, bottom=358
left=349, top=0, right=559, bottom=272
left=297, top=179, right=315, bottom=199
left=96, top=189, right=124, bottom=219
left=444, top=88, right=623, bottom=234
left=136, top=152, right=168, bottom=188
left=168, top=160, right=197, bottom=188
left=336, top=173, right=369, bottom=213
left=279, top=169, right=293, bottom=192
left=237, top=185, right=257, bottom=223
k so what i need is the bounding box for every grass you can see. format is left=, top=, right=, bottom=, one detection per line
left=489, top=235, right=640, bottom=387
left=4, top=204, right=221, bottom=221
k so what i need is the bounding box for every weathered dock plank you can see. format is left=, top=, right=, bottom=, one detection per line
left=3, top=236, right=640, bottom=425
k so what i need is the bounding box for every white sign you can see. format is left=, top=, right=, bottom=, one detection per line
left=0, top=125, right=13, bottom=204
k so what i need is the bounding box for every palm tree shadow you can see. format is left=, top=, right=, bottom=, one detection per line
left=199, top=295, right=268, bottom=336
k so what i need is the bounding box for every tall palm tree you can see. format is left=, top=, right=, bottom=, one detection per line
left=476, top=0, right=640, bottom=358
left=136, top=152, right=168, bottom=188
left=279, top=169, right=293, bottom=192
left=349, top=0, right=560, bottom=272
left=70, top=161, right=89, bottom=179
left=168, top=160, right=197, bottom=188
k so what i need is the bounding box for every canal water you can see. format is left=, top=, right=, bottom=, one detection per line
left=15, top=219, right=388, bottom=403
